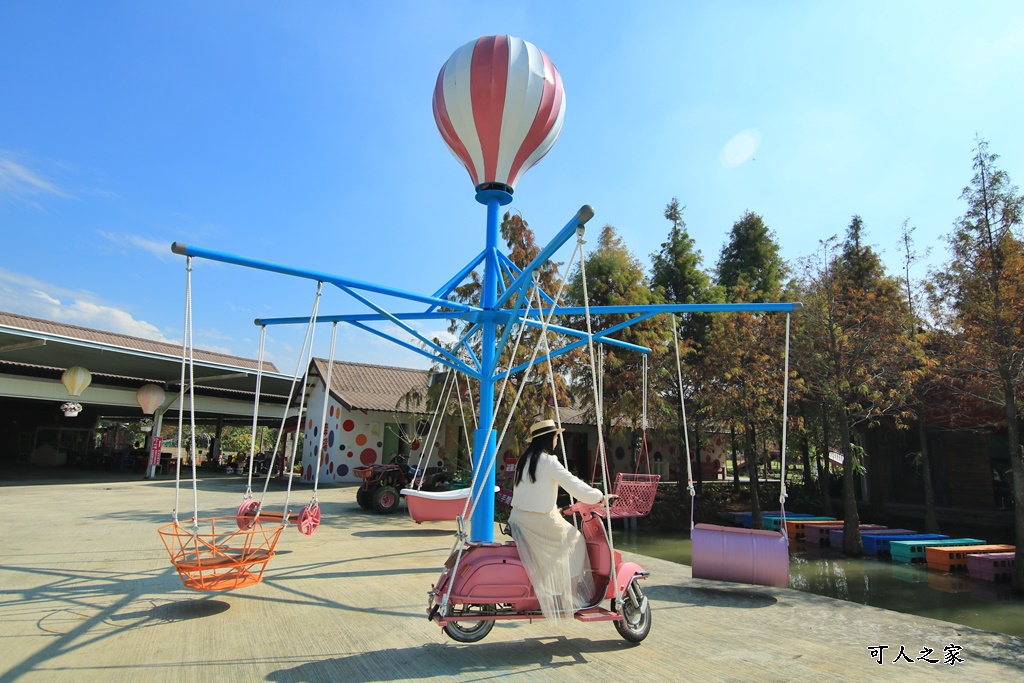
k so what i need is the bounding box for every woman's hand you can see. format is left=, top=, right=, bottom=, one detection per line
left=603, top=494, right=619, bottom=505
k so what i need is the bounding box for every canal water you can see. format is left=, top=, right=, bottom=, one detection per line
left=615, top=529, right=1024, bottom=638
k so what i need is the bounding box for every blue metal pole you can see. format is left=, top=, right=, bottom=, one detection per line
left=470, top=188, right=511, bottom=541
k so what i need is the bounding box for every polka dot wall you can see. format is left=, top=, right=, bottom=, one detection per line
left=299, top=390, right=443, bottom=484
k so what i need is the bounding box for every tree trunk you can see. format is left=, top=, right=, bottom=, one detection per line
left=916, top=403, right=940, bottom=535
left=730, top=425, right=740, bottom=493
left=839, top=409, right=862, bottom=556
left=820, top=403, right=833, bottom=517
left=801, top=433, right=813, bottom=493
left=746, top=425, right=762, bottom=530
left=1002, top=374, right=1024, bottom=593
left=694, top=426, right=704, bottom=496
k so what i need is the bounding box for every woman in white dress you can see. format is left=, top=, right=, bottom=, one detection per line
left=508, top=419, right=610, bottom=623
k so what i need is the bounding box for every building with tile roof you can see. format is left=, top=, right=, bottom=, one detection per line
left=0, top=310, right=296, bottom=470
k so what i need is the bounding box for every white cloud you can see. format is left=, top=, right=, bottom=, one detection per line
left=98, top=231, right=176, bottom=261
left=0, top=268, right=177, bottom=343
left=0, top=154, right=74, bottom=202
left=720, top=129, right=762, bottom=168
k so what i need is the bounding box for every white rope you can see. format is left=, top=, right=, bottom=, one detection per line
left=642, top=353, right=648, bottom=431
left=535, top=286, right=571, bottom=471
left=671, top=314, right=696, bottom=531
left=457, top=234, right=583, bottom=526
left=778, top=313, right=792, bottom=543
left=441, top=277, right=570, bottom=610
left=465, top=373, right=478, bottom=430
left=577, top=229, right=621, bottom=608
left=309, top=321, right=339, bottom=505
left=454, top=373, right=471, bottom=471
left=412, top=370, right=457, bottom=490
left=278, top=282, right=323, bottom=524
left=250, top=282, right=323, bottom=526
left=172, top=256, right=194, bottom=528
left=638, top=353, right=651, bottom=474
left=493, top=283, right=537, bottom=426
left=590, top=346, right=605, bottom=484
left=244, top=325, right=268, bottom=498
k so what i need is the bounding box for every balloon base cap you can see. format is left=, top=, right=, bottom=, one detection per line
left=475, top=185, right=513, bottom=205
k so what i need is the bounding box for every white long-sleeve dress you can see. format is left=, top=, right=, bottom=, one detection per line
left=509, top=452, right=603, bottom=623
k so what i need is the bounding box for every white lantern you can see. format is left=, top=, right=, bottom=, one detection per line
left=136, top=384, right=166, bottom=415
left=61, top=366, right=92, bottom=396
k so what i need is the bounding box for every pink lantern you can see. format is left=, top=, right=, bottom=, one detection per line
left=433, top=35, right=566, bottom=194
left=136, top=383, right=166, bottom=415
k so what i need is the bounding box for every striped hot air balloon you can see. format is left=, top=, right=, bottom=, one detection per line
left=136, top=383, right=166, bottom=415
left=433, top=35, right=566, bottom=195
left=61, top=366, right=92, bottom=396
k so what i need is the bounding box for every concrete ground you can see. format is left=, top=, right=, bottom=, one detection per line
left=1, top=471, right=1021, bottom=682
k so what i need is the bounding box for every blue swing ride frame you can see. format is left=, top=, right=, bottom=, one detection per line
left=172, top=187, right=801, bottom=543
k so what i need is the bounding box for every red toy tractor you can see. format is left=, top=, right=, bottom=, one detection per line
left=354, top=454, right=451, bottom=513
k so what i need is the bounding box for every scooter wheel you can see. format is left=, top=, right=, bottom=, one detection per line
left=441, top=605, right=496, bottom=643
left=612, top=580, right=651, bottom=644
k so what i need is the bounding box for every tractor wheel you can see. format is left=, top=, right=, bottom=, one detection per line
left=372, top=485, right=401, bottom=514
left=356, top=487, right=373, bottom=510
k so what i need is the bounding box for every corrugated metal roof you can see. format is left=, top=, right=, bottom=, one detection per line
left=311, top=358, right=430, bottom=412
left=0, top=310, right=278, bottom=372
left=309, top=358, right=592, bottom=426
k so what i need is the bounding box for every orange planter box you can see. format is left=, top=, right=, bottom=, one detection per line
left=784, top=519, right=841, bottom=541
left=925, top=544, right=1015, bottom=573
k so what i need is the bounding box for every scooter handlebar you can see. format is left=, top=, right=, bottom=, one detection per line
left=562, top=495, right=618, bottom=516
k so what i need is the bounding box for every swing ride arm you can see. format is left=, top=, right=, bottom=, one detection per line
left=170, top=242, right=474, bottom=313
left=171, top=205, right=802, bottom=543
left=492, top=205, right=594, bottom=310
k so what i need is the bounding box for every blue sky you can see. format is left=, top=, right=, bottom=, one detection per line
left=2, top=1, right=1022, bottom=373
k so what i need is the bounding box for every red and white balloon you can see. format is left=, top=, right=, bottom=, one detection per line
left=433, top=35, right=566, bottom=193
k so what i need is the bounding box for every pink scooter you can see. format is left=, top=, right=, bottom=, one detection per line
left=427, top=499, right=651, bottom=643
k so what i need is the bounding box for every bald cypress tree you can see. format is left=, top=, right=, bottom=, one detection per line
left=650, top=198, right=718, bottom=495
left=795, top=219, right=918, bottom=556
left=716, top=211, right=786, bottom=301
left=930, top=138, right=1024, bottom=590
left=707, top=211, right=789, bottom=529
left=568, top=225, right=663, bottom=464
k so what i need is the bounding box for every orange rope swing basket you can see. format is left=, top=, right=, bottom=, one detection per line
left=158, top=517, right=283, bottom=591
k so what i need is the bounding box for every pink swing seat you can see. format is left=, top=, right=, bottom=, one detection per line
left=598, top=472, right=660, bottom=519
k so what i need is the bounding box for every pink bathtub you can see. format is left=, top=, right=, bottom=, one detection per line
left=400, top=486, right=500, bottom=524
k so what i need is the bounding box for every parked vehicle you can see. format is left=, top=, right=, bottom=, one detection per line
left=427, top=498, right=651, bottom=643
left=354, top=454, right=451, bottom=513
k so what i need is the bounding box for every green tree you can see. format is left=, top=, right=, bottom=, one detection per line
left=929, top=138, right=1024, bottom=590
left=650, top=198, right=713, bottom=313
left=898, top=220, right=942, bottom=534
left=567, top=225, right=664, bottom=462
left=795, top=219, right=918, bottom=556
left=703, top=284, right=792, bottom=527
left=716, top=211, right=787, bottom=301
left=705, top=212, right=791, bottom=528
left=650, top=198, right=719, bottom=494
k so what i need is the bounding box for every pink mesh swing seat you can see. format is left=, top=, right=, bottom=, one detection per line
left=599, top=472, right=660, bottom=519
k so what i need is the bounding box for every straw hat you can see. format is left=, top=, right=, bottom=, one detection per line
left=529, top=419, right=565, bottom=440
